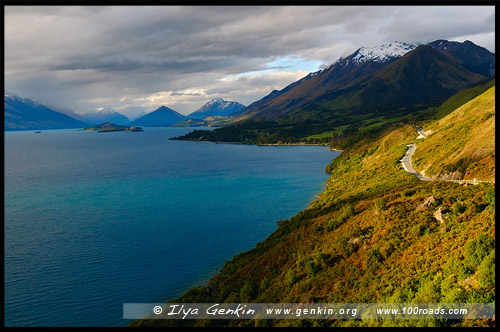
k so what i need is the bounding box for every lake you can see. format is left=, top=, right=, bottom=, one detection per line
left=4, top=127, right=340, bottom=326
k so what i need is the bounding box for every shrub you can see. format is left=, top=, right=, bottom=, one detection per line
left=224, top=291, right=240, bottom=303
left=442, top=257, right=462, bottom=276
left=414, top=276, right=443, bottom=303
left=315, top=252, right=331, bottom=267
left=240, top=282, right=257, bottom=302
left=306, top=260, right=319, bottom=277
left=374, top=198, right=387, bottom=212
left=326, top=218, right=342, bottom=231
left=338, top=236, right=353, bottom=257
left=285, top=269, right=298, bottom=287
left=259, top=277, right=270, bottom=293
left=326, top=204, right=355, bottom=231
left=477, top=250, right=495, bottom=288
left=451, top=201, right=466, bottom=214
left=484, top=187, right=495, bottom=208
left=459, top=265, right=474, bottom=280
left=366, top=249, right=384, bottom=270
left=464, top=234, right=495, bottom=268
left=442, top=287, right=467, bottom=303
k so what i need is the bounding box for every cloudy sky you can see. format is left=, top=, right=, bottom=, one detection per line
left=5, top=6, right=495, bottom=118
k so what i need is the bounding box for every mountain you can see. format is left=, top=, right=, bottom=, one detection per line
left=236, top=41, right=489, bottom=122
left=174, top=41, right=491, bottom=145
left=131, top=106, right=187, bottom=126
left=133, top=85, right=495, bottom=328
left=81, top=108, right=131, bottom=125
left=313, top=45, right=487, bottom=117
left=47, top=105, right=92, bottom=124
left=4, top=92, right=88, bottom=131
left=427, top=39, right=495, bottom=77
left=233, top=41, right=419, bottom=121
left=188, top=98, right=245, bottom=119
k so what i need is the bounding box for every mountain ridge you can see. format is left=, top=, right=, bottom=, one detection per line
left=235, top=40, right=491, bottom=122
left=173, top=40, right=492, bottom=145
left=81, top=108, right=131, bottom=125
left=131, top=105, right=187, bottom=126
left=4, top=92, right=88, bottom=130
left=188, top=98, right=245, bottom=119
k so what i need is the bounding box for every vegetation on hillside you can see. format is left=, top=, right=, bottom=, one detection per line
left=132, top=87, right=495, bottom=327
left=412, top=86, right=495, bottom=181
left=171, top=77, right=494, bottom=148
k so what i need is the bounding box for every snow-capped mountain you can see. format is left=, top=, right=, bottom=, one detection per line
left=188, top=98, right=245, bottom=119
left=321, top=41, right=419, bottom=73
left=351, top=41, right=419, bottom=64
left=236, top=39, right=491, bottom=121
left=4, top=92, right=88, bottom=130
left=5, top=91, right=40, bottom=107
left=81, top=108, right=131, bottom=125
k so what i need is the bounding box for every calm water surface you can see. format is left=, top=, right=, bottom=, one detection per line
left=4, top=127, right=340, bottom=326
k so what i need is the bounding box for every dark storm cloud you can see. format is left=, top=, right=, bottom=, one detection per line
left=4, top=6, right=495, bottom=115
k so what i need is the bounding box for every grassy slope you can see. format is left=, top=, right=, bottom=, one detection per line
left=132, top=88, right=495, bottom=328
left=413, top=86, right=495, bottom=180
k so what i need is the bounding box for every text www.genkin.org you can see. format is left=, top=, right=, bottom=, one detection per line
left=123, top=303, right=495, bottom=320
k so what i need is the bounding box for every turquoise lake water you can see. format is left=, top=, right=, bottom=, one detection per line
left=4, top=127, right=340, bottom=326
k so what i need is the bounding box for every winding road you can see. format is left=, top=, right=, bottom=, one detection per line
left=400, top=143, right=432, bottom=181
left=401, top=127, right=494, bottom=184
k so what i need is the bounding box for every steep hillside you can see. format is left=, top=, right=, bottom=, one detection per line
left=133, top=87, right=495, bottom=328
left=412, top=87, right=495, bottom=181
left=427, top=40, right=495, bottom=77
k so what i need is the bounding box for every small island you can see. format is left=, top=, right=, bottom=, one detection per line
left=81, top=122, right=143, bottom=133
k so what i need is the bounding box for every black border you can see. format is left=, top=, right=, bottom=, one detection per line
left=2, top=1, right=497, bottom=330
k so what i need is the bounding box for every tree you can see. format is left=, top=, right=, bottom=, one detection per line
left=478, top=250, right=495, bottom=288
left=374, top=198, right=387, bottom=212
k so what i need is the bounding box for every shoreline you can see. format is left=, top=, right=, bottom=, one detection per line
left=172, top=138, right=343, bottom=151
left=146, top=138, right=341, bottom=319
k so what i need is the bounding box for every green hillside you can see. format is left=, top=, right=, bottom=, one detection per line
left=413, top=86, right=495, bottom=181
left=132, top=87, right=495, bottom=327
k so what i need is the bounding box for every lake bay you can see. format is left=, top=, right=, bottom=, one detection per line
left=4, top=127, right=339, bottom=327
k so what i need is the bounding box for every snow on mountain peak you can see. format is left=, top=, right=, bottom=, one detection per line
left=5, top=91, right=39, bottom=106
left=206, top=98, right=225, bottom=106
left=4, top=91, right=18, bottom=99
left=352, top=41, right=419, bottom=64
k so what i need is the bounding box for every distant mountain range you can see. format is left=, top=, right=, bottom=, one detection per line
left=81, top=108, right=131, bottom=125
left=5, top=39, right=494, bottom=132
left=3, top=95, right=245, bottom=130
left=188, top=98, right=245, bottom=119
left=4, top=93, right=88, bottom=131
left=131, top=106, right=188, bottom=126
